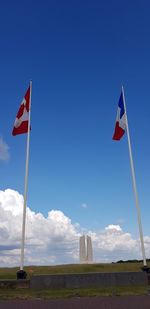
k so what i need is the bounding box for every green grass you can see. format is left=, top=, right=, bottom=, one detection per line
left=0, top=262, right=149, bottom=280
left=0, top=263, right=149, bottom=300
left=0, top=286, right=149, bottom=300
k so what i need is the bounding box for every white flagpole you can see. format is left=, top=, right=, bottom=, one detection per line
left=122, top=86, right=147, bottom=267
left=20, top=81, right=32, bottom=271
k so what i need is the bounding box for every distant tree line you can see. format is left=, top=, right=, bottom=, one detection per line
left=115, top=259, right=150, bottom=263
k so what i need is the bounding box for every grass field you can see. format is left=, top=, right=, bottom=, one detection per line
left=0, top=262, right=149, bottom=279
left=0, top=286, right=149, bottom=300
left=0, top=262, right=149, bottom=300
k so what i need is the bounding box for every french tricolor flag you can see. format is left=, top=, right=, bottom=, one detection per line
left=112, top=90, right=126, bottom=140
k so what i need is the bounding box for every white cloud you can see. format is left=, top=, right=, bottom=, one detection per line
left=0, top=188, right=149, bottom=267
left=105, top=225, right=122, bottom=232
left=81, top=203, right=88, bottom=209
left=0, top=137, right=10, bottom=161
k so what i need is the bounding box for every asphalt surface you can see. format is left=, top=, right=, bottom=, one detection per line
left=1, top=296, right=150, bottom=309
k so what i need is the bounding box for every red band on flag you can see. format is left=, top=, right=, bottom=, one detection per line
left=113, top=121, right=125, bottom=140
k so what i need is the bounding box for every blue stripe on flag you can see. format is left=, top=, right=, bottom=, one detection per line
left=118, top=92, right=125, bottom=118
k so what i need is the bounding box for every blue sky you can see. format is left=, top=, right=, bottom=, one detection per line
left=0, top=0, right=150, bottom=249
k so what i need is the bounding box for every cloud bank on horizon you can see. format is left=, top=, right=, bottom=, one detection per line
left=0, top=189, right=149, bottom=267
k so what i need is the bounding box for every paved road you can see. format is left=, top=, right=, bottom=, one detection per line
left=1, top=296, right=150, bottom=309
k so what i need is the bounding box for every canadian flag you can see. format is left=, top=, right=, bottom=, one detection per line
left=12, top=86, right=31, bottom=136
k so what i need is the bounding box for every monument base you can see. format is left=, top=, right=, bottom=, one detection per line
left=142, top=266, right=150, bottom=273
left=17, top=270, right=27, bottom=280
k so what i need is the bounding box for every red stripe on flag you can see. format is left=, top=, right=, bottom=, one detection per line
left=24, top=87, right=30, bottom=112
left=12, top=121, right=29, bottom=136
left=112, top=121, right=125, bottom=140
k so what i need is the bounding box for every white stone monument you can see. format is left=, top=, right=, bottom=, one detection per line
left=79, top=235, right=93, bottom=263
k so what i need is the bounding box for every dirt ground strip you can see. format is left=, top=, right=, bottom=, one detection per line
left=1, top=295, right=150, bottom=309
